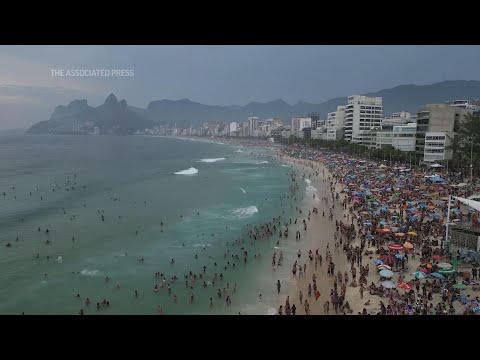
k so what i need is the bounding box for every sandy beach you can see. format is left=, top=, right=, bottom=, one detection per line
left=274, top=151, right=480, bottom=315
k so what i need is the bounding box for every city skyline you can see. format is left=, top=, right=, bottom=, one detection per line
left=2, top=45, right=480, bottom=129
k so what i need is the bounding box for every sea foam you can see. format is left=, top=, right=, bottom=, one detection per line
left=80, top=269, right=100, bottom=276
left=306, top=185, right=318, bottom=193
left=174, top=167, right=198, bottom=175
left=305, top=179, right=311, bottom=185
left=257, top=161, right=269, bottom=164
left=240, top=187, right=247, bottom=194
left=198, top=158, right=226, bottom=163
left=231, top=206, right=258, bottom=219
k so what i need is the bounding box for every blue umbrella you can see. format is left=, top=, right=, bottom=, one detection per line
left=379, top=269, right=394, bottom=278
left=395, top=254, right=406, bottom=260
left=411, top=216, right=419, bottom=222
left=367, top=234, right=374, bottom=239
left=364, top=222, right=372, bottom=226
left=379, top=221, right=388, bottom=225
left=431, top=213, right=441, bottom=219
left=374, top=259, right=384, bottom=265
left=372, top=201, right=380, bottom=206
left=381, top=281, right=396, bottom=289
left=413, top=271, right=427, bottom=279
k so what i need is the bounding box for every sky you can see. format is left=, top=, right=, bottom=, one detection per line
left=1, top=45, right=480, bottom=129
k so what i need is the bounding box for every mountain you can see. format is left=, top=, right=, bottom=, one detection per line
left=27, top=80, right=480, bottom=134
left=27, top=94, right=155, bottom=135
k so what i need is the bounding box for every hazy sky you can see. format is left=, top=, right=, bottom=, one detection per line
left=1, top=45, right=480, bottom=129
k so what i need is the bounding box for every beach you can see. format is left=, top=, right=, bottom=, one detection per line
left=273, top=145, right=480, bottom=315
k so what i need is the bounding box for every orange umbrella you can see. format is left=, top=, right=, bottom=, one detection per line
left=396, top=232, right=406, bottom=237
left=403, top=242, right=414, bottom=249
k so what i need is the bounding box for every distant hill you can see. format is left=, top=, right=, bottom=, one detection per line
left=27, top=80, right=480, bottom=133
left=27, top=94, right=154, bottom=135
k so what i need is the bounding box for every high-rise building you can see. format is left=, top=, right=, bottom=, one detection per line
left=248, top=117, right=259, bottom=135
left=326, top=106, right=346, bottom=141
left=291, top=117, right=312, bottom=138
left=307, top=113, right=320, bottom=129
left=229, top=122, right=238, bottom=134
left=415, top=104, right=473, bottom=162
left=344, top=95, right=383, bottom=147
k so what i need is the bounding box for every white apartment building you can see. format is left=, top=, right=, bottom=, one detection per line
left=248, top=117, right=259, bottom=135
left=326, top=106, right=346, bottom=141
left=392, top=123, right=417, bottom=152
left=229, top=122, right=238, bottom=134
left=344, top=95, right=383, bottom=147
left=423, top=132, right=451, bottom=163
left=291, top=117, right=312, bottom=138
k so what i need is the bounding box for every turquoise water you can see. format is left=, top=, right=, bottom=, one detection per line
left=0, top=135, right=297, bottom=314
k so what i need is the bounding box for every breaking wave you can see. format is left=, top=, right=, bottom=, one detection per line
left=230, top=206, right=258, bottom=219
left=174, top=167, right=198, bottom=175
left=198, top=158, right=226, bottom=163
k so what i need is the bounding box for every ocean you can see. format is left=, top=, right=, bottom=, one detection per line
left=0, top=134, right=302, bottom=315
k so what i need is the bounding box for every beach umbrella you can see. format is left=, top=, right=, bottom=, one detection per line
left=397, top=282, right=412, bottom=290
left=363, top=222, right=372, bottom=226
left=396, top=232, right=406, bottom=237
left=431, top=255, right=443, bottom=260
left=367, top=234, right=374, bottom=239
left=407, top=231, right=417, bottom=236
left=395, top=254, right=406, bottom=260
left=403, top=242, right=414, bottom=249
left=380, top=255, right=395, bottom=266
left=381, top=281, right=396, bottom=289
left=379, top=220, right=389, bottom=225
left=377, top=264, right=392, bottom=270
left=379, top=269, right=394, bottom=278
left=413, top=271, right=427, bottom=279
left=389, top=244, right=404, bottom=251
left=437, top=262, right=453, bottom=269
left=360, top=211, right=369, bottom=215
left=374, top=259, right=384, bottom=265
left=450, top=259, right=464, bottom=266
left=439, top=268, right=456, bottom=275
left=430, top=272, right=445, bottom=279
left=452, top=283, right=467, bottom=290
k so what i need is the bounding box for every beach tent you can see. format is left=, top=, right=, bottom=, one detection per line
left=452, top=196, right=480, bottom=213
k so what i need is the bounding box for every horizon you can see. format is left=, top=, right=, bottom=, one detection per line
left=2, top=45, right=480, bottom=129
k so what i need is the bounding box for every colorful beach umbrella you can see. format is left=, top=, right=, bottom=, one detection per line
left=381, top=281, right=396, bottom=289
left=437, top=262, right=453, bottom=269
left=397, top=282, right=412, bottom=290
left=430, top=272, right=445, bottom=279
left=413, top=271, right=427, bottom=279
left=388, top=244, right=404, bottom=251
left=396, top=232, right=406, bottom=237
left=452, top=283, right=467, bottom=290
left=407, top=231, right=417, bottom=236
left=439, top=268, right=456, bottom=275
left=403, top=242, right=414, bottom=249
left=374, top=259, right=384, bottom=265
left=379, top=269, right=394, bottom=278
left=380, top=255, right=395, bottom=266
left=377, top=264, right=392, bottom=270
